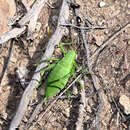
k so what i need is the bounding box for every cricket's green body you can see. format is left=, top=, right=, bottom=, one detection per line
left=45, top=50, right=76, bottom=99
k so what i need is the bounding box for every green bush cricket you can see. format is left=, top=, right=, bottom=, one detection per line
left=38, top=41, right=89, bottom=104
left=26, top=41, right=90, bottom=126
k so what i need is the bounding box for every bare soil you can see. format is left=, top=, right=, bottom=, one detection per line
left=0, top=0, right=130, bottom=130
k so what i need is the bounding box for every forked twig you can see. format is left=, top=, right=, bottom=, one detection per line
left=9, top=0, right=69, bottom=129
left=0, top=0, right=47, bottom=46
left=90, top=22, right=130, bottom=63
left=27, top=0, right=48, bottom=39
left=74, top=8, right=104, bottom=130
left=18, top=0, right=47, bottom=26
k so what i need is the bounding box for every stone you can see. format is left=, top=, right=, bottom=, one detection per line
left=99, top=1, right=106, bottom=8
left=119, top=95, right=130, bottom=115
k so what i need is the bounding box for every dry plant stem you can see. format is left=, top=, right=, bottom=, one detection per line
left=32, top=74, right=82, bottom=128
left=27, top=0, right=47, bottom=39
left=9, top=0, right=69, bottom=129
left=90, top=21, right=130, bottom=63
left=76, top=80, right=86, bottom=130
left=19, top=0, right=47, bottom=26
left=81, top=30, right=103, bottom=130
left=60, top=24, right=106, bottom=30
left=0, top=26, right=26, bottom=45
left=21, top=0, right=30, bottom=11
left=0, top=39, right=14, bottom=85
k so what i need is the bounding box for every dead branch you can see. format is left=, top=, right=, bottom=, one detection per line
left=76, top=80, right=86, bottom=130
left=27, top=0, right=48, bottom=39
left=90, top=21, right=130, bottom=63
left=19, top=0, right=47, bottom=26
left=9, top=0, right=69, bottom=129
left=0, top=26, right=26, bottom=45
left=0, top=0, right=47, bottom=46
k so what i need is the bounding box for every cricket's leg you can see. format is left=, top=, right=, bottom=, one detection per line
left=40, top=96, right=47, bottom=104
left=37, top=63, right=56, bottom=88
left=40, top=64, right=56, bottom=75
left=71, top=63, right=91, bottom=90
left=74, top=61, right=91, bottom=74
left=59, top=38, right=74, bottom=55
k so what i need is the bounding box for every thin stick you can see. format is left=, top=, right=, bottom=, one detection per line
left=0, top=26, right=26, bottom=46
left=76, top=80, right=86, bottom=130
left=21, top=0, right=30, bottom=11
left=9, top=0, right=69, bottom=129
left=60, top=24, right=106, bottom=30
left=74, top=8, right=103, bottom=130
left=81, top=29, right=103, bottom=130
left=27, top=0, right=47, bottom=39
left=0, top=39, right=14, bottom=85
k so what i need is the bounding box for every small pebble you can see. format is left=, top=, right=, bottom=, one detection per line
left=99, top=1, right=106, bottom=8
left=104, top=30, right=109, bottom=35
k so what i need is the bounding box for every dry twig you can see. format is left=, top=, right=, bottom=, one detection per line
left=9, top=0, right=69, bottom=129
left=0, top=39, right=14, bottom=86
left=73, top=7, right=104, bottom=130
left=27, top=0, right=48, bottom=39
left=21, top=0, right=30, bottom=11
left=0, top=27, right=26, bottom=46
left=76, top=80, right=86, bottom=130
left=60, top=24, right=106, bottom=30
left=81, top=29, right=103, bottom=130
